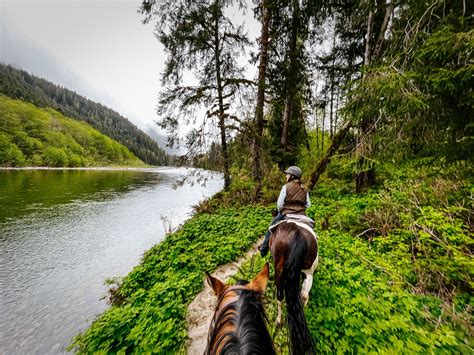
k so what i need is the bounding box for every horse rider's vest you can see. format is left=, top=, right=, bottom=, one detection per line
left=281, top=180, right=307, bottom=215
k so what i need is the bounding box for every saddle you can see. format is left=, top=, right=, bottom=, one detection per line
left=269, top=214, right=317, bottom=239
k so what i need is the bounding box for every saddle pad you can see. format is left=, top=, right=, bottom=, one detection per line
left=285, top=214, right=316, bottom=228
left=269, top=220, right=318, bottom=240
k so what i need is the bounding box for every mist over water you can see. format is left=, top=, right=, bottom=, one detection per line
left=0, top=168, right=223, bottom=354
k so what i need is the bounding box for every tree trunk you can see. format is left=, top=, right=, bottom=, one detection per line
left=308, top=121, right=352, bottom=190
left=329, top=27, right=336, bottom=138
left=321, top=96, right=326, bottom=152
left=280, top=0, right=299, bottom=149
left=214, top=8, right=230, bottom=189
left=329, top=79, right=334, bottom=139
left=315, top=107, right=319, bottom=154
left=356, top=8, right=375, bottom=193
left=363, top=9, right=373, bottom=67
left=373, top=1, right=394, bottom=60
left=251, top=0, right=271, bottom=184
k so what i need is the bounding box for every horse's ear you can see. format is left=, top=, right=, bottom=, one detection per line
left=206, top=272, right=225, bottom=296
left=249, top=263, right=270, bottom=293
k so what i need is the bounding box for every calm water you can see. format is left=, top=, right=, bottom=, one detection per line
left=0, top=168, right=222, bottom=354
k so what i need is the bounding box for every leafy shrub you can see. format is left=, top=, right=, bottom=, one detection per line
left=43, top=147, right=69, bottom=167
left=0, top=133, right=26, bottom=166
left=68, top=153, right=86, bottom=167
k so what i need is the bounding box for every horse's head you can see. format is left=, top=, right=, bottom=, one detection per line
left=206, top=262, right=270, bottom=299
left=205, top=263, right=274, bottom=354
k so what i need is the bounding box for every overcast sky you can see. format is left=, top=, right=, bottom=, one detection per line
left=0, top=0, right=259, bottom=148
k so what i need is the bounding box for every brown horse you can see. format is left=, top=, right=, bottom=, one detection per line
left=270, top=221, right=318, bottom=354
left=205, top=263, right=275, bottom=355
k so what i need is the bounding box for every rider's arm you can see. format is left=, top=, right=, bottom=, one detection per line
left=276, top=185, right=287, bottom=212
left=305, top=192, right=311, bottom=208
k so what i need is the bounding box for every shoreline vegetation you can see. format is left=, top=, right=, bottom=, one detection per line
left=0, top=166, right=158, bottom=171
left=70, top=158, right=473, bottom=353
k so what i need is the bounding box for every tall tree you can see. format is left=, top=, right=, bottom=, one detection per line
left=354, top=0, right=395, bottom=192
left=345, top=0, right=473, bottom=162
left=309, top=0, right=472, bottom=190
left=265, top=0, right=312, bottom=168
left=251, top=0, right=271, bottom=184
left=280, top=0, right=300, bottom=149
left=140, top=0, right=250, bottom=188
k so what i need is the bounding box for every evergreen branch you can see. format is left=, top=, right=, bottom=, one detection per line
left=222, top=78, right=257, bottom=88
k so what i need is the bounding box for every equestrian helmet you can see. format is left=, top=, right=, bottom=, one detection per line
left=284, top=166, right=302, bottom=179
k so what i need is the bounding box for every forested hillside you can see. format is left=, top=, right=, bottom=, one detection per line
left=0, top=95, right=144, bottom=167
left=0, top=64, right=168, bottom=165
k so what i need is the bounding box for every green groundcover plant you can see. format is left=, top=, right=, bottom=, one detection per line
left=70, top=158, right=472, bottom=353
left=69, top=206, right=272, bottom=353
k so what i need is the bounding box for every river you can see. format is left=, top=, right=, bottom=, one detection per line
left=0, top=167, right=223, bottom=354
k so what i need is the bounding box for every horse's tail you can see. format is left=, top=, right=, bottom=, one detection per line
left=282, top=231, right=315, bottom=354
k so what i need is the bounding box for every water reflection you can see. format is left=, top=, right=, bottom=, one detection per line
left=0, top=168, right=222, bottom=354
left=0, top=169, right=162, bottom=224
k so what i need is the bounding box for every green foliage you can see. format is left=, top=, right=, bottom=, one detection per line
left=344, top=13, right=473, bottom=162
left=234, top=158, right=473, bottom=353
left=305, top=230, right=470, bottom=353
left=297, top=130, right=330, bottom=177
left=43, top=147, right=69, bottom=167
left=70, top=156, right=472, bottom=353
left=69, top=205, right=273, bottom=353
left=0, top=95, right=144, bottom=167
left=0, top=133, right=26, bottom=166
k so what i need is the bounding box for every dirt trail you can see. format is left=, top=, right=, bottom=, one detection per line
left=186, top=240, right=261, bottom=354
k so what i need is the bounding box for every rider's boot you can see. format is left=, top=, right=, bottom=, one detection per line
left=258, top=232, right=271, bottom=257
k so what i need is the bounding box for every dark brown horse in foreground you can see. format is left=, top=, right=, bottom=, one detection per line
left=205, top=263, right=275, bottom=355
left=270, top=221, right=319, bottom=354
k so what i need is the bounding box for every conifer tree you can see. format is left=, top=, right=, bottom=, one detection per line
left=251, top=0, right=271, bottom=185
left=140, top=0, right=251, bottom=188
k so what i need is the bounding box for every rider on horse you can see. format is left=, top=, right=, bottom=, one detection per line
left=258, top=165, right=311, bottom=257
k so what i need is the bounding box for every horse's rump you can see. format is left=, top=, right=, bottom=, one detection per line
left=271, top=222, right=318, bottom=270
left=270, top=222, right=317, bottom=354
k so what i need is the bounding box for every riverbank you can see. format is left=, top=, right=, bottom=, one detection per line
left=0, top=168, right=223, bottom=353
left=69, top=205, right=272, bottom=353
left=70, top=158, right=472, bottom=353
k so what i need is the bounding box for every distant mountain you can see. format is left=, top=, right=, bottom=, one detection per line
left=145, top=124, right=184, bottom=155
left=0, top=95, right=144, bottom=167
left=0, top=64, right=168, bottom=165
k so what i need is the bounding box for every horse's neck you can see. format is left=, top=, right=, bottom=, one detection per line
left=209, top=290, right=274, bottom=354
left=235, top=292, right=274, bottom=354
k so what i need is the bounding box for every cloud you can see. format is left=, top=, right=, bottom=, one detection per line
left=0, top=19, right=122, bottom=115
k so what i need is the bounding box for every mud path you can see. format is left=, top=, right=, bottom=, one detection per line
left=186, top=240, right=261, bottom=354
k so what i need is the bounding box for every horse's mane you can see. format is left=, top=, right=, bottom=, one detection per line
left=207, top=286, right=275, bottom=354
